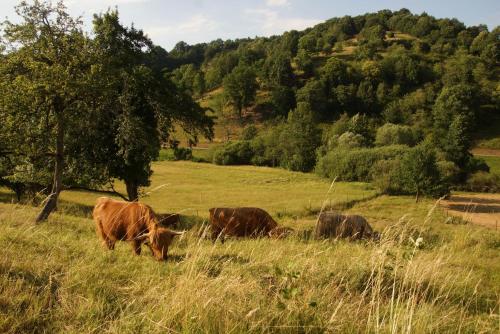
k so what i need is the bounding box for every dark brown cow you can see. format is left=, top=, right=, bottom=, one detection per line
left=92, top=197, right=183, bottom=260
left=157, top=213, right=181, bottom=227
left=315, top=212, right=376, bottom=240
left=209, top=207, right=291, bottom=242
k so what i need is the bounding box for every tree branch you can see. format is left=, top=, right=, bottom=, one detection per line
left=64, top=186, right=129, bottom=201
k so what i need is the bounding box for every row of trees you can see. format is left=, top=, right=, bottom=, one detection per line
left=0, top=1, right=213, bottom=221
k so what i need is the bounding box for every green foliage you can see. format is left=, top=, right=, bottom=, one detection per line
left=375, top=123, right=417, bottom=146
left=241, top=125, right=259, bottom=140
left=212, top=141, right=253, bottom=165
left=223, top=64, right=258, bottom=118
left=250, top=125, right=285, bottom=167
left=0, top=3, right=213, bottom=213
left=294, top=49, right=314, bottom=76
left=278, top=103, right=321, bottom=172
left=270, top=85, right=296, bottom=117
left=464, top=171, right=500, bottom=193
left=296, top=80, right=328, bottom=120
left=263, top=51, right=294, bottom=87
left=432, top=84, right=476, bottom=169
left=316, top=145, right=410, bottom=181
left=397, top=145, right=449, bottom=199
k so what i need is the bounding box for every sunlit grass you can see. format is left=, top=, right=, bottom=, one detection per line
left=57, top=161, right=377, bottom=220
left=0, top=199, right=498, bottom=333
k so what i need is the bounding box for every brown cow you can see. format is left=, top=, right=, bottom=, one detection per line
left=92, top=197, right=183, bottom=260
left=209, top=207, right=292, bottom=242
left=157, top=213, right=181, bottom=227
left=314, top=212, right=377, bottom=240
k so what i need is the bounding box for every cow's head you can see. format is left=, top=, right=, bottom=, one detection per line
left=139, top=226, right=184, bottom=260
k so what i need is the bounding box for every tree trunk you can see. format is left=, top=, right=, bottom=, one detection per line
left=415, top=188, right=420, bottom=203
left=36, top=112, right=64, bottom=223
left=125, top=179, right=139, bottom=202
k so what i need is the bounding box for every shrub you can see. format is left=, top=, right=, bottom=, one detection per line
left=371, top=146, right=451, bottom=199
left=375, top=123, right=417, bottom=146
left=241, top=125, right=258, bottom=140
left=464, top=172, right=500, bottom=193
left=371, top=159, right=404, bottom=194
left=337, top=132, right=365, bottom=149
left=250, top=125, right=284, bottom=167
left=212, top=141, right=254, bottom=165
left=316, top=145, right=409, bottom=181
left=436, top=160, right=460, bottom=184
left=278, top=103, right=321, bottom=172
left=398, top=144, right=449, bottom=200
left=173, top=147, right=193, bottom=161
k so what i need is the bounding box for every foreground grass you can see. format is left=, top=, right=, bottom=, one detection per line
left=1, top=201, right=499, bottom=333
left=1, top=162, right=499, bottom=332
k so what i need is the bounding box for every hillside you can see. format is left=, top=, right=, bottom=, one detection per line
left=165, top=9, right=499, bottom=147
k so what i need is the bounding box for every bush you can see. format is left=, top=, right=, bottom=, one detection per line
left=173, top=147, right=193, bottom=161
left=250, top=125, right=284, bottom=167
left=371, top=159, right=404, bottom=194
left=337, top=132, right=365, bottom=149
left=278, top=103, right=321, bottom=172
left=316, top=145, right=410, bottom=181
left=371, top=146, right=451, bottom=199
left=398, top=145, right=450, bottom=199
left=375, top=123, right=417, bottom=146
left=464, top=172, right=500, bottom=193
left=241, top=125, right=258, bottom=140
left=212, top=141, right=254, bottom=165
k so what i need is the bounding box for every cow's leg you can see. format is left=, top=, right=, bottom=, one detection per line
left=211, top=228, right=223, bottom=243
left=132, top=240, right=142, bottom=255
left=96, top=220, right=114, bottom=250
left=105, top=238, right=115, bottom=250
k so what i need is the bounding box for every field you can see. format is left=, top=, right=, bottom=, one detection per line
left=1, top=161, right=499, bottom=333
left=482, top=155, right=500, bottom=175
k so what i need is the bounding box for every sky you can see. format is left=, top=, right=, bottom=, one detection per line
left=0, top=0, right=498, bottom=51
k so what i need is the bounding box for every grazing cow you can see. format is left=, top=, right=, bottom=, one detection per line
left=92, top=197, right=183, bottom=260
left=314, top=212, right=376, bottom=240
left=209, top=207, right=290, bottom=242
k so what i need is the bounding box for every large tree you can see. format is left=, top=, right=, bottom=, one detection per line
left=223, top=64, right=258, bottom=119
left=89, top=10, right=214, bottom=201
left=0, top=0, right=93, bottom=222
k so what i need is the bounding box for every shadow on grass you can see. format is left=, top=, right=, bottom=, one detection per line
left=0, top=190, right=17, bottom=204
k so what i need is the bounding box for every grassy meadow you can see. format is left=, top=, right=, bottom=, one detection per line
left=1, top=161, right=499, bottom=333
left=482, top=155, right=500, bottom=175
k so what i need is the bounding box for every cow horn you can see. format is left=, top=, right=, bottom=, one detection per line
left=135, top=231, right=151, bottom=241
left=169, top=230, right=185, bottom=236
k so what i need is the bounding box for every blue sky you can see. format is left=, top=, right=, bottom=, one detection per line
left=1, top=0, right=498, bottom=50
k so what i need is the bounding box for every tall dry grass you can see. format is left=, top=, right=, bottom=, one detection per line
left=0, top=198, right=498, bottom=333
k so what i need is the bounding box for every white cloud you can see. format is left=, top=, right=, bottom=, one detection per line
left=266, top=0, right=290, bottom=7
left=246, top=8, right=320, bottom=35
left=145, top=14, right=217, bottom=43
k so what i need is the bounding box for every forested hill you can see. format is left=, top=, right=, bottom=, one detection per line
left=1, top=4, right=499, bottom=212
left=158, top=8, right=498, bottom=124
left=155, top=8, right=499, bottom=196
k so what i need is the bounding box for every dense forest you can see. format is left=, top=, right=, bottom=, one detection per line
left=0, top=2, right=499, bottom=221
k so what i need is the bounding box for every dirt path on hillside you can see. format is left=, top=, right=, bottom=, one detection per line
left=440, top=193, right=500, bottom=230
